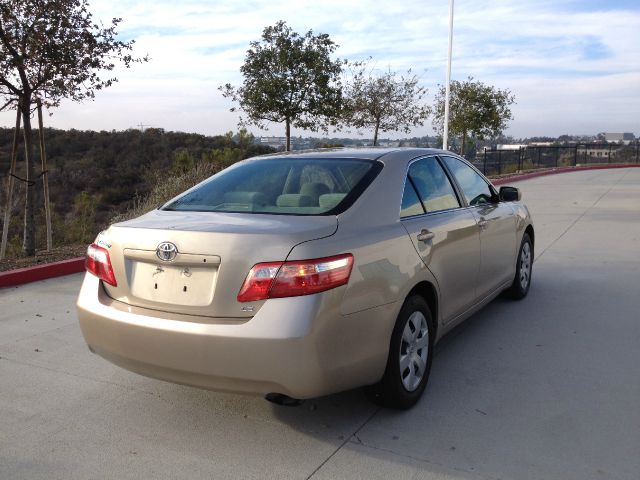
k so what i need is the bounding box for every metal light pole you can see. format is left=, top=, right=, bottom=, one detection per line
left=442, top=0, right=455, bottom=151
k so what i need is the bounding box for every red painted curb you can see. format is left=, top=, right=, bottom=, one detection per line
left=491, top=163, right=640, bottom=185
left=0, top=257, right=85, bottom=288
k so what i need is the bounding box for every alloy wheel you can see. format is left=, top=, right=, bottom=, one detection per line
left=399, top=311, right=429, bottom=392
left=520, top=242, right=532, bottom=290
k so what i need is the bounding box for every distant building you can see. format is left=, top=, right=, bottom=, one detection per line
left=399, top=141, right=422, bottom=147
left=257, top=136, right=316, bottom=150
left=528, top=142, right=554, bottom=147
left=258, top=136, right=286, bottom=149
left=577, top=146, right=617, bottom=159
left=604, top=132, right=635, bottom=145
left=496, top=144, right=527, bottom=150
left=378, top=141, right=400, bottom=148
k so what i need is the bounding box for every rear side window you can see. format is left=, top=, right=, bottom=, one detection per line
left=401, top=180, right=424, bottom=218
left=163, top=158, right=381, bottom=215
left=441, top=156, right=494, bottom=206
left=402, top=157, right=460, bottom=215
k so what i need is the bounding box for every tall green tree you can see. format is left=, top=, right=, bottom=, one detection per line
left=232, top=128, right=254, bottom=154
left=343, top=65, right=430, bottom=146
left=221, top=21, right=344, bottom=152
left=0, top=0, right=146, bottom=255
left=433, top=77, right=515, bottom=155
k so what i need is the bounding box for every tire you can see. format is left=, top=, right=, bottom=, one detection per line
left=505, top=233, right=533, bottom=300
left=366, top=295, right=434, bottom=409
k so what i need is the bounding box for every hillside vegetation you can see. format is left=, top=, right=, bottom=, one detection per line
left=0, top=127, right=274, bottom=257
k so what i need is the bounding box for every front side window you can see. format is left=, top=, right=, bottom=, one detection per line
left=441, top=156, right=494, bottom=206
left=405, top=157, right=460, bottom=214
left=163, top=158, right=381, bottom=215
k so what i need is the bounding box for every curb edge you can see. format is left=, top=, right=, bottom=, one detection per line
left=0, top=257, right=85, bottom=288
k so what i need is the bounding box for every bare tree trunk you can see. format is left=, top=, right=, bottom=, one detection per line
left=0, top=105, right=22, bottom=260
left=37, top=99, right=52, bottom=251
left=373, top=120, right=380, bottom=146
left=460, top=129, right=467, bottom=156
left=21, top=98, right=36, bottom=256
left=285, top=119, right=291, bottom=152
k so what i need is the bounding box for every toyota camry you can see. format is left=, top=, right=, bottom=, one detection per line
left=76, top=148, right=534, bottom=409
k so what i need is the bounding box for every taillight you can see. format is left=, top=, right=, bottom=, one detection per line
left=85, top=243, right=117, bottom=286
left=237, top=253, right=354, bottom=302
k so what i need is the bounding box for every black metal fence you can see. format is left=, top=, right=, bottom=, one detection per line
left=474, top=142, right=640, bottom=176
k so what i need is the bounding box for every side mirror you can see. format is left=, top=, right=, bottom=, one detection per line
left=499, top=186, right=521, bottom=202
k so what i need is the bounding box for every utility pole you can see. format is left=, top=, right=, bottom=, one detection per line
left=442, top=0, right=455, bottom=151
left=137, top=123, right=155, bottom=132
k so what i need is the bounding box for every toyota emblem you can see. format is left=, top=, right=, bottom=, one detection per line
left=156, top=242, right=178, bottom=262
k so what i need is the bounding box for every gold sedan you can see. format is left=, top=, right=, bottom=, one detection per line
left=77, top=148, right=534, bottom=409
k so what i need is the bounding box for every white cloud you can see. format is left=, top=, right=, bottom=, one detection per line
left=0, top=0, right=638, bottom=138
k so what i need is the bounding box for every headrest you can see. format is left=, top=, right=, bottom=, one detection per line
left=276, top=194, right=314, bottom=207
left=318, top=193, right=347, bottom=210
left=300, top=182, right=331, bottom=203
left=223, top=191, right=267, bottom=205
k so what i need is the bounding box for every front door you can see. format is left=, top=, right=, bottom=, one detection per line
left=440, top=156, right=518, bottom=299
left=400, top=156, right=481, bottom=322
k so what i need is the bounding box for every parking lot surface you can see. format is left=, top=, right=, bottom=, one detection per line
left=1, top=168, right=639, bottom=480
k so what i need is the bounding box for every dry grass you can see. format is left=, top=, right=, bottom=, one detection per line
left=111, top=162, right=221, bottom=224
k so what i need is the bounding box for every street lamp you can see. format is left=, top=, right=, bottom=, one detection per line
left=442, top=0, right=454, bottom=151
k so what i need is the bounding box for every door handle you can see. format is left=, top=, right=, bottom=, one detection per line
left=478, top=218, right=488, bottom=230
left=417, top=229, right=435, bottom=242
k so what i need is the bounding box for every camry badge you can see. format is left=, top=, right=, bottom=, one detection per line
left=156, top=242, right=178, bottom=262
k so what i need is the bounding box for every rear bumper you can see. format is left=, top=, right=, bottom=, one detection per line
left=76, top=273, right=397, bottom=399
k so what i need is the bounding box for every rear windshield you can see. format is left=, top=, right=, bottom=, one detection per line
left=162, top=157, right=382, bottom=215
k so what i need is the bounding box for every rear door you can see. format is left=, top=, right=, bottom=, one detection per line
left=440, top=155, right=517, bottom=299
left=400, top=156, right=480, bottom=323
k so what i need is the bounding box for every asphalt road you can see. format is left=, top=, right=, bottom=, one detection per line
left=1, top=168, right=639, bottom=480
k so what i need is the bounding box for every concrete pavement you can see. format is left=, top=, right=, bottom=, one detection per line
left=1, top=168, right=639, bottom=479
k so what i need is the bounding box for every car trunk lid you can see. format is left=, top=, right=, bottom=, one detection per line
left=99, top=209, right=337, bottom=318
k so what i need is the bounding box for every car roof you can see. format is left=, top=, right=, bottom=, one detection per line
left=250, top=147, right=452, bottom=163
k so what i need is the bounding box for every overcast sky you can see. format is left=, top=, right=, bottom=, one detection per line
left=1, top=0, right=639, bottom=139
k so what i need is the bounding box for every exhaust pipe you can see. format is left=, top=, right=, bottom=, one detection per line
left=265, top=393, right=304, bottom=407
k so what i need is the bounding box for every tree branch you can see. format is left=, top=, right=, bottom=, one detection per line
left=0, top=96, right=15, bottom=111
left=0, top=77, right=21, bottom=95
left=0, top=19, right=22, bottom=62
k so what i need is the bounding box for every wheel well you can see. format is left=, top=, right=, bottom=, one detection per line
left=408, top=282, right=438, bottom=335
left=525, top=224, right=535, bottom=256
